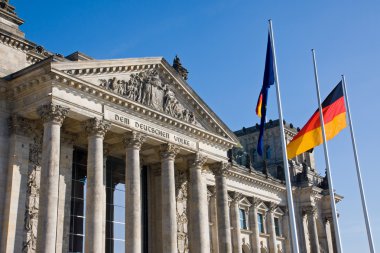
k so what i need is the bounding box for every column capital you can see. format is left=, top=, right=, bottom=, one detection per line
left=83, top=118, right=110, bottom=137
left=231, top=192, right=243, bottom=205
left=187, top=152, right=208, bottom=169
left=123, top=131, right=146, bottom=149
left=302, top=206, right=317, bottom=217
left=210, top=162, right=230, bottom=177
left=37, top=103, right=69, bottom=125
left=268, top=203, right=278, bottom=213
left=160, top=143, right=180, bottom=160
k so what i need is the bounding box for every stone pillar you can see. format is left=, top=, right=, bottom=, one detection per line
left=210, top=162, right=232, bottom=253
left=188, top=153, right=210, bottom=253
left=55, top=137, right=74, bottom=253
left=231, top=192, right=243, bottom=253
left=123, top=131, right=146, bottom=253
left=282, top=208, right=292, bottom=253
left=84, top=118, right=110, bottom=253
left=160, top=143, right=180, bottom=253
left=1, top=116, right=32, bottom=253
left=304, top=207, right=320, bottom=253
left=248, top=198, right=261, bottom=253
left=268, top=204, right=278, bottom=253
left=324, top=217, right=334, bottom=253
left=36, top=103, right=69, bottom=253
left=103, top=145, right=109, bottom=253
left=209, top=187, right=219, bottom=253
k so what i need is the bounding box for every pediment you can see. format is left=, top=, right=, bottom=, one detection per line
left=51, top=57, right=238, bottom=145
left=239, top=197, right=252, bottom=207
left=257, top=202, right=269, bottom=212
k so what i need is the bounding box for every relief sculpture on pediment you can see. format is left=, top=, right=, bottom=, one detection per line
left=99, top=69, right=195, bottom=124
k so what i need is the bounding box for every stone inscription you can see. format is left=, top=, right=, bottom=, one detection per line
left=107, top=111, right=196, bottom=149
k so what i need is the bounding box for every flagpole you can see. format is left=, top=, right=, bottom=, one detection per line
left=268, top=20, right=300, bottom=253
left=311, top=49, right=343, bottom=253
left=341, top=75, right=376, bottom=253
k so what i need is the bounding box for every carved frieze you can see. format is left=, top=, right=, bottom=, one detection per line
left=98, top=69, right=196, bottom=124
left=175, top=168, right=189, bottom=253
left=23, top=135, right=42, bottom=253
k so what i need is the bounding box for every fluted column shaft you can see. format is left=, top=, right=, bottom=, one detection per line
left=188, top=153, right=210, bottom=253
left=249, top=199, right=261, bottom=253
left=160, top=144, right=179, bottom=253
left=36, top=103, right=69, bottom=253
left=325, top=217, right=334, bottom=253
left=231, top=193, right=243, bottom=253
left=268, top=205, right=278, bottom=253
left=84, top=118, right=110, bottom=253
left=211, top=163, right=232, bottom=253
left=124, top=131, right=146, bottom=253
left=306, top=208, right=320, bottom=253
left=282, top=209, right=292, bottom=253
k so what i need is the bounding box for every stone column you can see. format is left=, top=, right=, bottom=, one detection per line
left=304, top=207, right=320, bottom=253
left=160, top=143, right=180, bottom=253
left=282, top=208, right=292, bottom=253
left=123, top=131, right=146, bottom=253
left=55, top=136, right=74, bottom=253
left=188, top=153, right=210, bottom=253
left=210, top=162, right=232, bottom=253
left=1, top=116, right=32, bottom=253
left=209, top=187, right=219, bottom=253
left=324, top=216, right=334, bottom=253
left=84, top=118, right=110, bottom=253
left=248, top=198, right=261, bottom=253
left=36, top=103, right=69, bottom=253
left=231, top=192, right=243, bottom=253
left=268, top=204, right=278, bottom=253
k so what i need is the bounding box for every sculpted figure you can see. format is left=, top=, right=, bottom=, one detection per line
left=163, top=86, right=176, bottom=115
left=140, top=73, right=153, bottom=106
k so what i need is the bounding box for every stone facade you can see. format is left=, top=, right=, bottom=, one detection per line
left=0, top=2, right=342, bottom=253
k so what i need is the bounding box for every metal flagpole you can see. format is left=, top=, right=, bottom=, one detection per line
left=268, top=20, right=300, bottom=253
left=341, top=75, right=376, bottom=253
left=311, top=49, right=343, bottom=253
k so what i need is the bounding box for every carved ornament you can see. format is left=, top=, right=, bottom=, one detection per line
left=83, top=118, right=110, bottom=137
left=37, top=103, right=69, bottom=125
left=123, top=131, right=146, bottom=149
left=187, top=152, right=208, bottom=169
left=160, top=143, right=180, bottom=160
left=232, top=192, right=244, bottom=204
left=210, top=162, right=230, bottom=177
left=98, top=69, right=195, bottom=124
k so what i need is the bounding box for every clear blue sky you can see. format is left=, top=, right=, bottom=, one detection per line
left=13, top=0, right=379, bottom=252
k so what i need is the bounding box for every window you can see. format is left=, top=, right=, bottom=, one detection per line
left=274, top=217, right=281, bottom=237
left=239, top=209, right=247, bottom=229
left=257, top=213, right=264, bottom=233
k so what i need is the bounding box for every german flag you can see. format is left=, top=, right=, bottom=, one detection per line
left=286, top=81, right=347, bottom=159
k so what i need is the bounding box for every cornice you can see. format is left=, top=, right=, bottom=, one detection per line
left=0, top=31, right=31, bottom=52
left=225, top=165, right=287, bottom=194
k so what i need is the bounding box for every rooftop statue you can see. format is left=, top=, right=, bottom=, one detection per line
left=172, top=55, right=189, bottom=80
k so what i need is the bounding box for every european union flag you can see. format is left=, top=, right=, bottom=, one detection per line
left=255, top=33, right=275, bottom=156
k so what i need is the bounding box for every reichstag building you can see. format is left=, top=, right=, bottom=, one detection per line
left=0, top=2, right=341, bottom=253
